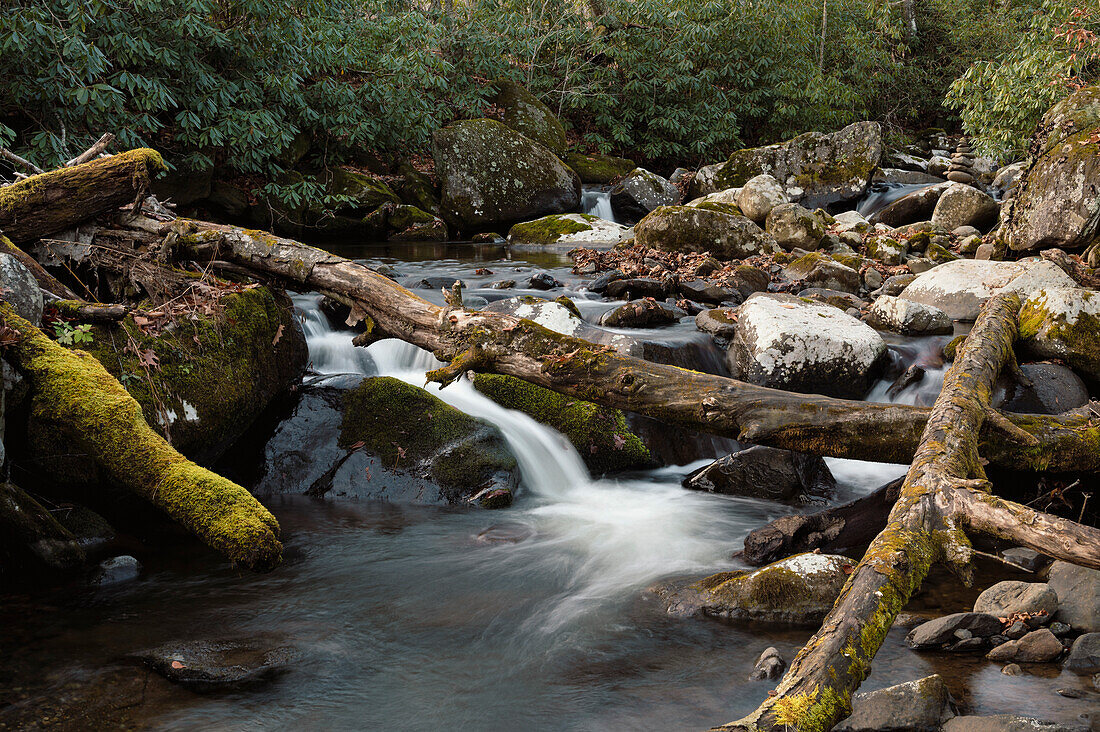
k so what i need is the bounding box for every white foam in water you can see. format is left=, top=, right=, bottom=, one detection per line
left=581, top=188, right=616, bottom=223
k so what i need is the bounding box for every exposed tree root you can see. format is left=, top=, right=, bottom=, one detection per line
left=711, top=294, right=1100, bottom=732
left=0, top=302, right=282, bottom=571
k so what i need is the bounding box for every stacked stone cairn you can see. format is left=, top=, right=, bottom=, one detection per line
left=947, top=139, right=977, bottom=185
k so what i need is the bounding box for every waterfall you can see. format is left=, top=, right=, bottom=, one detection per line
left=581, top=187, right=616, bottom=223
left=856, top=182, right=937, bottom=218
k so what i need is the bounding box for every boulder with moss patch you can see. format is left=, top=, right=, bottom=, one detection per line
left=765, top=202, right=825, bottom=250
left=472, top=374, right=652, bottom=474
left=255, top=167, right=402, bottom=238
left=712, top=121, right=883, bottom=209
left=494, top=81, right=568, bottom=156
left=663, top=552, right=852, bottom=625
left=564, top=152, right=637, bottom=183
left=899, top=259, right=1078, bottom=321
left=610, top=168, right=679, bottom=221
left=999, top=83, right=1100, bottom=252
left=507, top=213, right=628, bottom=250
left=634, top=205, right=780, bottom=259
left=1018, top=287, right=1100, bottom=382
left=433, top=119, right=581, bottom=232
left=783, top=252, right=861, bottom=293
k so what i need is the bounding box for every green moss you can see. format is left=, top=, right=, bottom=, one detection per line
left=494, top=80, right=568, bottom=155
left=1, top=303, right=281, bottom=571
left=507, top=214, right=594, bottom=246
left=925, top=241, right=959, bottom=263
left=1018, top=290, right=1100, bottom=380
left=772, top=686, right=850, bottom=732
left=472, top=373, right=653, bottom=474
left=695, top=201, right=743, bottom=216
left=564, top=152, right=637, bottom=183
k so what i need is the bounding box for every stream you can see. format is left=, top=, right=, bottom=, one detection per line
left=1, top=244, right=1095, bottom=730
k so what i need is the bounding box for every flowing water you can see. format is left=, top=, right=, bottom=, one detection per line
left=856, top=182, right=938, bottom=218
left=581, top=187, right=616, bottom=223
left=1, top=248, right=1095, bottom=730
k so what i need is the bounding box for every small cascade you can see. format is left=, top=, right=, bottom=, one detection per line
left=581, top=187, right=616, bottom=222
left=856, top=182, right=937, bottom=218
left=295, top=295, right=377, bottom=375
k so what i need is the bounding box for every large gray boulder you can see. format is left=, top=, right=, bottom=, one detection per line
left=999, top=83, right=1100, bottom=252
left=493, top=81, right=567, bottom=155
left=713, top=121, right=883, bottom=208
left=867, top=295, right=953, bottom=335
left=985, top=628, right=1064, bottom=663
left=0, top=253, right=43, bottom=327
left=974, top=581, right=1059, bottom=617
left=726, top=293, right=887, bottom=398
left=835, top=674, right=953, bottom=732
left=736, top=174, right=788, bottom=223
left=1047, top=561, right=1100, bottom=632
left=433, top=118, right=580, bottom=231
left=898, top=259, right=1078, bottom=321
left=765, top=202, right=825, bottom=250
left=931, top=182, right=1000, bottom=231
left=610, top=168, right=679, bottom=221
left=634, top=205, right=780, bottom=259
left=682, top=445, right=836, bottom=502
left=906, top=612, right=1003, bottom=649
left=1018, top=287, right=1100, bottom=382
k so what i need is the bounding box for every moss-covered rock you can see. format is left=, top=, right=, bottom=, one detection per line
left=564, top=152, right=637, bottom=183
left=255, top=167, right=401, bottom=238
left=494, top=81, right=568, bottom=156
left=663, top=552, right=852, bottom=625
left=765, top=202, right=825, bottom=251
left=866, top=236, right=907, bottom=265
left=472, top=374, right=652, bottom=475
left=38, top=287, right=307, bottom=468
left=1000, top=83, right=1100, bottom=252
left=364, top=203, right=448, bottom=242
left=634, top=205, right=780, bottom=259
left=507, top=213, right=628, bottom=250
left=393, top=160, right=440, bottom=214
left=713, top=121, right=883, bottom=209
left=1018, top=287, right=1100, bottom=382
left=783, top=252, right=861, bottom=293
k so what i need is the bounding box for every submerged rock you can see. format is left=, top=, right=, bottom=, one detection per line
left=942, top=715, right=1089, bottom=732
left=836, top=674, right=953, bottom=732
left=713, top=121, right=883, bottom=208
left=507, top=213, right=628, bottom=250
left=725, top=293, right=887, bottom=398
left=136, top=639, right=295, bottom=690
left=666, top=552, right=852, bottom=625
left=471, top=374, right=652, bottom=475
left=683, top=446, right=835, bottom=502
left=433, top=118, right=580, bottom=231
left=92, top=555, right=141, bottom=586
left=999, top=83, right=1100, bottom=252
left=898, top=259, right=1078, bottom=321
left=634, top=205, right=780, bottom=259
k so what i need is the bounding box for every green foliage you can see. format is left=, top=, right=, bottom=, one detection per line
left=52, top=322, right=92, bottom=345
left=946, top=0, right=1100, bottom=158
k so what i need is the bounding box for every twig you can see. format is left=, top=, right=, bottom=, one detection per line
left=0, top=148, right=45, bottom=175
left=65, top=133, right=115, bottom=167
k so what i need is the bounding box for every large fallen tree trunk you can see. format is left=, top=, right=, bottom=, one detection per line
left=0, top=302, right=282, bottom=572
left=0, top=149, right=164, bottom=244
left=711, top=294, right=1100, bottom=732
left=165, top=218, right=1100, bottom=473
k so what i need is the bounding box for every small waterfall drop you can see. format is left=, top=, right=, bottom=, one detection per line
left=581, top=187, right=616, bottom=223
left=856, top=182, right=937, bottom=218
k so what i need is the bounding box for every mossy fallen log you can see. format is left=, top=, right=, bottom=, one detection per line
left=166, top=217, right=1100, bottom=473
left=0, top=302, right=282, bottom=571
left=0, top=149, right=165, bottom=244
left=714, top=294, right=1100, bottom=732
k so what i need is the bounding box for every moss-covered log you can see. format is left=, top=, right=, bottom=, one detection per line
left=713, top=294, right=1100, bottom=732
left=0, top=149, right=165, bottom=244
left=0, top=302, right=282, bottom=571
left=166, top=217, right=1100, bottom=473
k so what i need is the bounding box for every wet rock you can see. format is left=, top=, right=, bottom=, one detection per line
left=999, top=84, right=1100, bottom=252
left=0, top=253, right=43, bottom=327
left=1002, top=663, right=1024, bottom=676
left=1006, top=622, right=1030, bottom=640
left=726, top=292, right=887, bottom=398
left=995, top=363, right=1089, bottom=415
left=475, top=523, right=535, bottom=545
left=931, top=182, right=1000, bottom=231
left=507, top=213, right=629, bottom=251
left=942, top=715, right=1088, bottom=732
left=433, top=118, right=580, bottom=231
left=136, top=639, right=295, bottom=690
left=1064, top=633, right=1100, bottom=675
left=93, top=555, right=141, bottom=586
left=564, top=152, right=637, bottom=184
left=610, top=168, right=679, bottom=221
left=749, top=647, right=786, bottom=681
left=713, top=121, right=883, bottom=209
left=599, top=299, right=684, bottom=328
left=0, top=481, right=85, bottom=570
left=667, top=552, right=852, bottom=625
left=835, top=674, right=953, bottom=732
left=634, top=205, right=780, bottom=259
left=588, top=270, right=626, bottom=293
left=493, top=80, right=567, bottom=155
left=873, top=183, right=951, bottom=229
left=471, top=374, right=652, bottom=475
left=528, top=272, right=563, bottom=290
left=1047, top=561, right=1100, bottom=632
left=986, top=628, right=1063, bottom=663
left=1018, top=288, right=1100, bottom=382
left=487, top=279, right=516, bottom=289
left=898, top=259, right=1077, bottom=321
left=605, top=277, right=670, bottom=300
left=683, top=446, right=836, bottom=502
left=887, top=365, right=925, bottom=399
left=735, top=174, right=788, bottom=223
left=765, top=202, right=825, bottom=250
left=974, top=581, right=1060, bottom=617
left=867, top=295, right=953, bottom=335
left=56, top=504, right=117, bottom=551
left=678, top=279, right=734, bottom=304
left=906, top=612, right=1003, bottom=649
